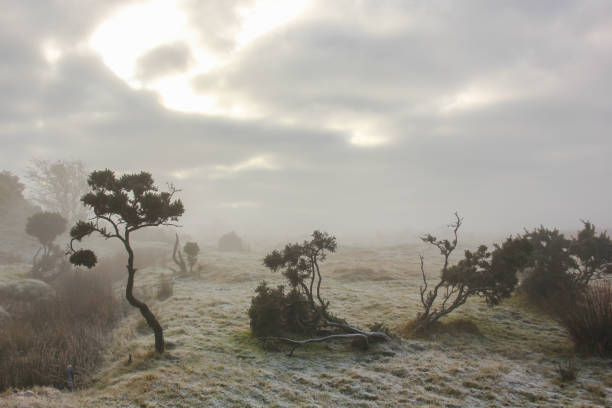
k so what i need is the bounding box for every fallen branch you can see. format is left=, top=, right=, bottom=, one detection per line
left=264, top=322, right=391, bottom=356
left=324, top=320, right=391, bottom=341
left=266, top=333, right=370, bottom=356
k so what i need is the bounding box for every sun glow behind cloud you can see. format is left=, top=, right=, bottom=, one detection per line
left=89, top=0, right=311, bottom=116
left=41, top=40, right=62, bottom=64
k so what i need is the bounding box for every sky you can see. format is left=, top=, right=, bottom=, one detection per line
left=1, top=0, right=611, bottom=244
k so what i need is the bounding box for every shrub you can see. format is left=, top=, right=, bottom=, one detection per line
left=248, top=281, right=315, bottom=337
left=519, top=222, right=612, bottom=306
left=560, top=281, right=612, bottom=357
left=413, top=213, right=532, bottom=332
left=249, top=231, right=390, bottom=352
left=256, top=230, right=338, bottom=334
left=0, top=272, right=121, bottom=391
left=249, top=282, right=286, bottom=337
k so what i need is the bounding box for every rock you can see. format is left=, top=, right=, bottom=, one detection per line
left=0, top=279, right=56, bottom=303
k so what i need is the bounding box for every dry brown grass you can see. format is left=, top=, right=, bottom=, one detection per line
left=0, top=272, right=122, bottom=391
left=2, top=247, right=612, bottom=407
left=561, top=281, right=612, bottom=357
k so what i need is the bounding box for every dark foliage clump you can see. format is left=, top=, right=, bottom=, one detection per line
left=26, top=211, right=70, bottom=282
left=413, top=213, right=532, bottom=332
left=250, top=230, right=338, bottom=337
left=560, top=281, right=612, bottom=357
left=248, top=281, right=315, bottom=337
left=519, top=222, right=612, bottom=307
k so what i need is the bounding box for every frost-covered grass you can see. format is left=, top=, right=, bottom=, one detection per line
left=2, top=246, right=611, bottom=407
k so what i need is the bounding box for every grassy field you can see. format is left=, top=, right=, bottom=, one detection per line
left=1, top=245, right=611, bottom=407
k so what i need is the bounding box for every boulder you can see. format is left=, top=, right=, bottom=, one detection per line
left=0, top=278, right=56, bottom=303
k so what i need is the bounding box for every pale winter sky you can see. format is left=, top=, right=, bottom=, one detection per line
left=1, top=0, right=611, bottom=243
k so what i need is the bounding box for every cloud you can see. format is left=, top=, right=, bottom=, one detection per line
left=136, top=42, right=194, bottom=81
left=1, top=0, right=611, bottom=238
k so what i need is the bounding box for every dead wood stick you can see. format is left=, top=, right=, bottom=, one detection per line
left=267, top=333, right=370, bottom=356
left=323, top=321, right=392, bottom=341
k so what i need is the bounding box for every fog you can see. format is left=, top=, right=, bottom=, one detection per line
left=2, top=0, right=611, bottom=246
left=3, top=3, right=612, bottom=404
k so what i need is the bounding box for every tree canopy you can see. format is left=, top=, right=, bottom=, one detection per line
left=69, top=169, right=184, bottom=353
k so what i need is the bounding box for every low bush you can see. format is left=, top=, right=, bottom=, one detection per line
left=519, top=222, right=612, bottom=307
left=249, top=231, right=391, bottom=353
left=248, top=281, right=314, bottom=337
left=560, top=281, right=612, bottom=357
left=413, top=213, right=532, bottom=332
left=0, top=272, right=122, bottom=391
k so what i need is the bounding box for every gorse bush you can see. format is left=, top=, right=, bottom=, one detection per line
left=413, top=213, right=532, bottom=332
left=519, top=222, right=612, bottom=307
left=249, top=231, right=391, bottom=354
left=560, top=281, right=612, bottom=357
left=248, top=281, right=315, bottom=337
left=0, top=272, right=122, bottom=391
left=250, top=230, right=338, bottom=337
left=249, top=282, right=286, bottom=337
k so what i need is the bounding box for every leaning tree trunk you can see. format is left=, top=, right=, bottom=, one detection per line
left=125, top=243, right=165, bottom=353
left=171, top=233, right=187, bottom=275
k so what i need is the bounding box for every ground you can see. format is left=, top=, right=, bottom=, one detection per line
left=1, top=245, right=611, bottom=407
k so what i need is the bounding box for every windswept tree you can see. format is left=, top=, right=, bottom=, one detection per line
left=68, top=170, right=184, bottom=353
left=170, top=234, right=201, bottom=276
left=25, top=211, right=68, bottom=281
left=413, top=213, right=532, bottom=332
left=262, top=230, right=337, bottom=328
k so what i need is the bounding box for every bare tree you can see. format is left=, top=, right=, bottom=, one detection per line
left=170, top=233, right=187, bottom=275
left=26, top=159, right=89, bottom=225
